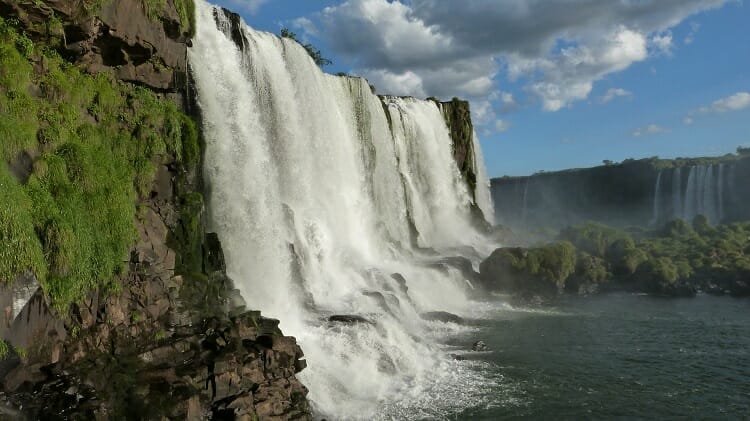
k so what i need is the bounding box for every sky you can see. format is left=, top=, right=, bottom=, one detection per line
left=213, top=0, right=750, bottom=178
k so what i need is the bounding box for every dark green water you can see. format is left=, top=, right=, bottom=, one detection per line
left=456, top=294, right=750, bottom=419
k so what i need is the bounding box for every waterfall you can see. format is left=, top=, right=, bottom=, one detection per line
left=472, top=131, right=495, bottom=225
left=718, top=163, right=725, bottom=222
left=650, top=171, right=662, bottom=226
left=672, top=167, right=682, bottom=219
left=189, top=2, right=495, bottom=418
left=684, top=166, right=697, bottom=222
left=678, top=164, right=721, bottom=225
left=701, top=165, right=716, bottom=223
left=522, top=178, right=530, bottom=226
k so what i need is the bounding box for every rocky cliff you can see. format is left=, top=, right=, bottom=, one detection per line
left=436, top=98, right=477, bottom=200
left=0, top=1, right=311, bottom=419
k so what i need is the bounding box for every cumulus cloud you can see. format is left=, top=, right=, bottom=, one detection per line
left=299, top=0, right=728, bottom=125
left=684, top=117, right=694, bottom=125
left=698, top=92, right=750, bottom=113
left=600, top=88, right=633, bottom=104
left=685, top=22, right=701, bottom=44
left=494, top=120, right=511, bottom=133
left=632, top=124, right=668, bottom=137
left=650, top=31, right=674, bottom=55
left=222, top=0, right=268, bottom=14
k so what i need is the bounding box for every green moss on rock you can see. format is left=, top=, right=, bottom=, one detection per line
left=0, top=16, right=199, bottom=311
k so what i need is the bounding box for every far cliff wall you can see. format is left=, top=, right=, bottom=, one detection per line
left=492, top=155, right=750, bottom=231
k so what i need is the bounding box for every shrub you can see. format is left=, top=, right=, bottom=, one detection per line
left=559, top=221, right=630, bottom=257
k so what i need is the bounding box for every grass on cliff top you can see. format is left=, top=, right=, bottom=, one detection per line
left=0, top=16, right=199, bottom=311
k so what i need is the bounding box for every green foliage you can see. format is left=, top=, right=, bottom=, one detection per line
left=526, top=241, right=577, bottom=286
left=692, top=214, right=715, bottom=235
left=0, top=21, right=199, bottom=311
left=574, top=252, right=609, bottom=284
left=486, top=218, right=750, bottom=296
left=13, top=346, right=27, bottom=359
left=0, top=341, right=8, bottom=360
left=636, top=257, right=679, bottom=286
left=0, top=168, right=47, bottom=283
left=142, top=0, right=195, bottom=37
left=171, top=192, right=204, bottom=273
left=154, top=329, right=167, bottom=341
left=280, top=28, right=333, bottom=67
left=607, top=237, right=647, bottom=275
left=559, top=221, right=630, bottom=257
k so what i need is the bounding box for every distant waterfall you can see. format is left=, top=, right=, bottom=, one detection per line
left=521, top=178, right=530, bottom=226
left=675, top=164, right=723, bottom=224
left=190, top=2, right=495, bottom=418
left=672, top=167, right=682, bottom=219
left=650, top=171, right=662, bottom=226
left=718, top=164, right=725, bottom=221
left=684, top=166, right=697, bottom=222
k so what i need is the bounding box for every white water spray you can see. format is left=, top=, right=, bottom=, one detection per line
left=189, top=2, right=495, bottom=418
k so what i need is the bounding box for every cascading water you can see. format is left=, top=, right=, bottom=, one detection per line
left=718, top=163, right=725, bottom=221
left=683, top=166, right=697, bottom=222
left=472, top=131, right=495, bottom=225
left=521, top=178, right=530, bottom=226
left=675, top=164, right=723, bottom=224
left=189, top=2, right=495, bottom=418
left=672, top=167, right=682, bottom=219
left=650, top=171, right=662, bottom=226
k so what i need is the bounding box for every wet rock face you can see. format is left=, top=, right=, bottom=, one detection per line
left=2, top=0, right=190, bottom=91
left=0, top=241, right=311, bottom=420
left=438, top=98, right=476, bottom=199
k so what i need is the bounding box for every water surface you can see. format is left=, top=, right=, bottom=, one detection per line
left=453, top=294, right=750, bottom=419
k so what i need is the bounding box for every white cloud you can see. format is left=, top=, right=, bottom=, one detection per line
left=361, top=69, right=426, bottom=98
left=702, top=92, right=750, bottom=113
left=650, top=31, right=674, bottom=55
left=683, top=117, right=694, bottom=125
left=494, top=119, right=511, bottom=133
left=224, top=0, right=268, bottom=14
left=292, top=17, right=319, bottom=37
left=632, top=124, right=668, bottom=137
left=299, top=0, right=729, bottom=122
left=600, top=88, right=633, bottom=104
left=685, top=22, right=701, bottom=44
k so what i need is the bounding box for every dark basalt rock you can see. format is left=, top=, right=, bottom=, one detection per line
left=472, top=341, right=488, bottom=352
left=420, top=311, right=465, bottom=324
left=433, top=256, right=481, bottom=285
left=2, top=0, right=190, bottom=92
left=0, top=251, right=311, bottom=420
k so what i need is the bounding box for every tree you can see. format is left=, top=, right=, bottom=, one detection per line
left=737, top=146, right=750, bottom=156
left=280, top=28, right=332, bottom=67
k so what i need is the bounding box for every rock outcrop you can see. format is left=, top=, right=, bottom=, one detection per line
left=1, top=0, right=191, bottom=92
left=437, top=98, right=476, bottom=200
left=0, top=239, right=310, bottom=419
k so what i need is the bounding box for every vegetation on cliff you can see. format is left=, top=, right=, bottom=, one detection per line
left=280, top=28, right=332, bottom=66
left=481, top=218, right=750, bottom=297
left=0, top=16, right=198, bottom=310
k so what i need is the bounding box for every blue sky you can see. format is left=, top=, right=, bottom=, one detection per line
left=214, top=0, right=750, bottom=178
